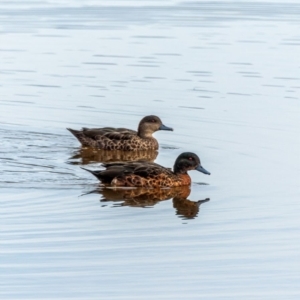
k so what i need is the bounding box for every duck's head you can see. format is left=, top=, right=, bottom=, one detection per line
left=173, top=152, right=211, bottom=175
left=137, top=115, right=173, bottom=138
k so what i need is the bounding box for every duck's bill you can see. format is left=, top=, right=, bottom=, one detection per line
left=159, top=124, right=173, bottom=131
left=196, top=165, right=211, bottom=175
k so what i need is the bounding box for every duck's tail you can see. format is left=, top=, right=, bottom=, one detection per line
left=81, top=167, right=103, bottom=180
left=67, top=128, right=88, bottom=146
left=67, top=128, right=81, bottom=138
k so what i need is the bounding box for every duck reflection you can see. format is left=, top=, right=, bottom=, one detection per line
left=90, top=186, right=209, bottom=219
left=173, top=197, right=210, bottom=220
left=69, top=148, right=158, bottom=164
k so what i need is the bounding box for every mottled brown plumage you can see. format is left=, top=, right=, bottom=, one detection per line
left=69, top=148, right=158, bottom=164
left=81, top=152, right=210, bottom=188
left=67, top=115, right=173, bottom=150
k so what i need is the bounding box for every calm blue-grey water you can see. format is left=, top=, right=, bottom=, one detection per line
left=1, top=0, right=300, bottom=299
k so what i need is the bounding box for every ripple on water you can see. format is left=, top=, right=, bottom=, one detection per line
left=1, top=0, right=300, bottom=299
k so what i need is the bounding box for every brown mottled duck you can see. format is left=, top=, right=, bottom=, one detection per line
left=67, top=115, right=173, bottom=151
left=81, top=152, right=210, bottom=188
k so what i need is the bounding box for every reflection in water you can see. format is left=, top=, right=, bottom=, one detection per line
left=87, top=186, right=210, bottom=219
left=2, top=1, right=299, bottom=298
left=100, top=186, right=190, bottom=205
left=173, top=197, right=210, bottom=220
left=69, top=148, right=158, bottom=164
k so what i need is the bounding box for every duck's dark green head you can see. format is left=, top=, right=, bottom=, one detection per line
left=138, top=115, right=173, bottom=138
left=173, top=152, right=211, bottom=175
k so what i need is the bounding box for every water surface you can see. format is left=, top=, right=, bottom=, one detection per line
left=1, top=0, right=300, bottom=299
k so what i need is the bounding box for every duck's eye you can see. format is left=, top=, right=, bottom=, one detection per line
left=189, top=157, right=193, bottom=160
left=151, top=119, right=156, bottom=123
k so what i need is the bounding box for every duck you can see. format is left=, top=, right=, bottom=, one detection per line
left=67, top=115, right=173, bottom=151
left=81, top=152, right=210, bottom=188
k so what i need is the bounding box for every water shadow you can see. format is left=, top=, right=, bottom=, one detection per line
left=173, top=197, right=210, bottom=220
left=68, top=148, right=158, bottom=164
left=85, top=186, right=210, bottom=220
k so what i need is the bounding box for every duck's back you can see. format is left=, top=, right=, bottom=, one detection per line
left=67, top=127, right=158, bottom=150
left=82, top=127, right=137, bottom=136
left=102, top=161, right=190, bottom=187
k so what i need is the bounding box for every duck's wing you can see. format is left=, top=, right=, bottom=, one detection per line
left=102, top=131, right=137, bottom=141
left=102, top=161, right=147, bottom=171
left=83, top=127, right=136, bottom=133
left=87, top=161, right=173, bottom=187
left=99, top=161, right=173, bottom=183
left=105, top=161, right=170, bottom=177
left=96, top=162, right=150, bottom=183
left=82, top=127, right=136, bottom=138
left=132, top=164, right=173, bottom=178
left=81, top=128, right=137, bottom=141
